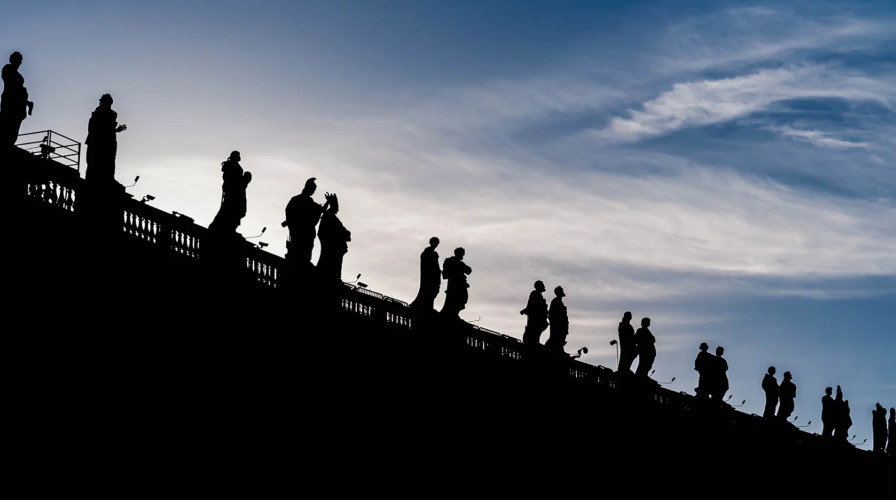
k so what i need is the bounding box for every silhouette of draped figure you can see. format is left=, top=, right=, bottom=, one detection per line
left=694, top=343, right=712, bottom=398
left=762, top=367, right=779, bottom=419
left=411, top=237, right=442, bottom=312
left=209, top=152, right=251, bottom=234
left=777, top=371, right=796, bottom=420
left=711, top=346, right=729, bottom=400
left=545, top=286, right=568, bottom=353
left=440, top=247, right=471, bottom=319
left=821, top=387, right=835, bottom=437
left=617, top=312, right=636, bottom=374
left=634, top=318, right=655, bottom=377
left=284, top=178, right=327, bottom=264
left=520, top=280, right=548, bottom=346
left=888, top=408, right=895, bottom=456
left=316, top=193, right=350, bottom=282
left=85, top=94, right=126, bottom=182
left=0, top=52, right=33, bottom=147
left=871, top=403, right=887, bottom=453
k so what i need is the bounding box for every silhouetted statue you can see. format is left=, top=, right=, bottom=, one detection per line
left=888, top=408, right=895, bottom=456
left=316, top=193, right=351, bottom=282
left=617, top=312, right=636, bottom=374
left=634, top=318, right=656, bottom=378
left=833, top=386, right=849, bottom=442
left=762, top=367, right=779, bottom=419
left=1, top=52, right=33, bottom=148
left=710, top=346, right=729, bottom=400
left=520, top=280, right=548, bottom=346
left=838, top=400, right=853, bottom=443
left=284, top=178, right=329, bottom=264
left=777, top=371, right=796, bottom=421
left=85, top=94, right=127, bottom=182
left=821, top=387, right=835, bottom=437
left=545, top=286, right=568, bottom=353
left=440, top=247, right=471, bottom=319
left=410, top=237, right=442, bottom=312
left=872, top=403, right=887, bottom=453
left=209, top=152, right=251, bottom=234
left=694, top=342, right=712, bottom=398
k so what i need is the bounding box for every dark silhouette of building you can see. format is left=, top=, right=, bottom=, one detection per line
left=283, top=178, right=328, bottom=264
left=634, top=318, right=656, bottom=378
left=520, top=280, right=548, bottom=346
left=5, top=108, right=894, bottom=495
left=617, top=312, right=636, bottom=374
left=1, top=52, right=33, bottom=147
left=316, top=193, right=351, bottom=283
left=821, top=387, right=835, bottom=437
left=545, top=286, right=568, bottom=353
left=762, top=367, right=779, bottom=419
left=711, top=346, right=729, bottom=401
left=209, top=152, right=250, bottom=234
left=694, top=343, right=712, bottom=398
left=85, top=94, right=126, bottom=182
left=410, top=237, right=442, bottom=312
left=777, top=371, right=796, bottom=421
left=872, top=403, right=887, bottom=453
left=440, top=247, right=471, bottom=319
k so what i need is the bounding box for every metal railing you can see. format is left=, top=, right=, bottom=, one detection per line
left=16, top=130, right=82, bottom=171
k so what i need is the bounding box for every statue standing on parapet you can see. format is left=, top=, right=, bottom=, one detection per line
left=710, top=346, right=729, bottom=401
left=440, top=247, right=471, bottom=319
left=821, top=387, right=835, bottom=437
left=209, top=152, right=251, bottom=234
left=694, top=343, right=712, bottom=398
left=316, top=193, right=351, bottom=282
left=617, top=312, right=636, bottom=375
left=871, top=403, right=887, bottom=453
left=1, top=52, right=34, bottom=147
left=545, top=286, right=569, bottom=353
left=762, top=367, right=779, bottom=419
left=634, top=317, right=656, bottom=377
left=887, top=408, right=894, bottom=455
left=777, top=371, right=796, bottom=421
left=85, top=94, right=127, bottom=182
left=520, top=280, right=548, bottom=346
left=411, top=237, right=442, bottom=312
left=833, top=386, right=848, bottom=441
left=284, top=178, right=329, bottom=264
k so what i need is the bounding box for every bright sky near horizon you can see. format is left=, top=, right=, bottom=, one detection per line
left=3, top=0, right=894, bottom=445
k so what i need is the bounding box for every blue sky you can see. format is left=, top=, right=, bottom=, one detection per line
left=4, top=0, right=894, bottom=444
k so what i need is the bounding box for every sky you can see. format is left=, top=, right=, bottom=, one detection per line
left=3, top=0, right=894, bottom=445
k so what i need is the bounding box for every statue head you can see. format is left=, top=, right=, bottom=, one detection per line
left=623, top=311, right=632, bottom=322
left=699, top=342, right=708, bottom=351
left=783, top=371, right=792, bottom=380
left=99, top=94, right=113, bottom=106
left=533, top=280, right=545, bottom=292
left=229, top=151, right=241, bottom=162
left=554, top=285, right=564, bottom=298
left=454, top=247, right=465, bottom=259
left=768, top=366, right=776, bottom=376
left=429, top=236, right=440, bottom=248
left=641, top=317, right=650, bottom=327
left=9, top=51, right=22, bottom=67
left=302, top=177, right=317, bottom=196
left=825, top=387, right=832, bottom=396
left=716, top=346, right=724, bottom=356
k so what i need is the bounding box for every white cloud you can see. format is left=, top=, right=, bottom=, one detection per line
left=598, top=65, right=896, bottom=142
left=770, top=126, right=869, bottom=149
